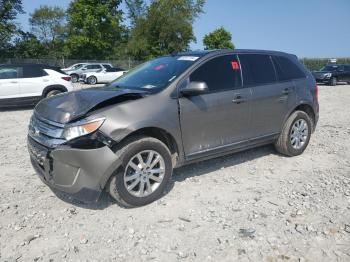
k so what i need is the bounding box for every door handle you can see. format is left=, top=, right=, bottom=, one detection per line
left=10, top=81, right=18, bottom=84
left=282, top=88, right=291, bottom=95
left=232, top=94, right=246, bottom=104
left=43, top=79, right=49, bottom=82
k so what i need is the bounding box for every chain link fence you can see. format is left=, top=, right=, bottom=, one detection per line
left=0, top=58, right=144, bottom=70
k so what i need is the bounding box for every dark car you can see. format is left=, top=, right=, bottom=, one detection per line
left=312, top=64, right=350, bottom=86
left=27, top=50, right=319, bottom=207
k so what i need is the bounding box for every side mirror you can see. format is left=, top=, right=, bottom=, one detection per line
left=180, top=81, right=209, bottom=96
left=82, top=68, right=87, bottom=71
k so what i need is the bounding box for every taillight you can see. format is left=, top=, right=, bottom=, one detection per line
left=314, top=84, right=318, bottom=101
left=62, top=76, right=71, bottom=81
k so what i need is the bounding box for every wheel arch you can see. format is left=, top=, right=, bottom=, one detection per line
left=42, top=85, right=68, bottom=97
left=112, top=127, right=180, bottom=167
left=290, top=103, right=316, bottom=131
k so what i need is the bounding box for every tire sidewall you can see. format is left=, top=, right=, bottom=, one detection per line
left=46, top=89, right=62, bottom=98
left=110, top=138, right=172, bottom=207
left=88, top=76, right=97, bottom=85
left=286, top=111, right=312, bottom=156
left=70, top=74, right=78, bottom=83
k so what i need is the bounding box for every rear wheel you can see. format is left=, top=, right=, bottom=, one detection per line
left=108, top=136, right=173, bottom=207
left=70, top=74, right=79, bottom=83
left=87, top=76, right=97, bottom=85
left=274, top=111, right=312, bottom=156
left=45, top=89, right=62, bottom=98
left=330, top=77, right=337, bottom=86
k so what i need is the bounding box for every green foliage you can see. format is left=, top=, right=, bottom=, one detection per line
left=125, top=0, right=146, bottom=26
left=300, top=58, right=350, bottom=71
left=127, top=0, right=205, bottom=60
left=9, top=31, right=46, bottom=58
left=30, top=5, right=66, bottom=42
left=203, top=27, right=234, bottom=50
left=0, top=0, right=24, bottom=57
left=64, top=0, right=126, bottom=59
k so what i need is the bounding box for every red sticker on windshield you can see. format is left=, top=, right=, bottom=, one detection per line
left=231, top=61, right=239, bottom=70
left=154, top=64, right=165, bottom=71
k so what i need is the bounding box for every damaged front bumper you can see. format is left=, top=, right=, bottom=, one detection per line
left=28, top=136, right=121, bottom=202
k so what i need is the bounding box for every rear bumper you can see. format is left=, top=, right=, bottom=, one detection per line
left=28, top=137, right=121, bottom=202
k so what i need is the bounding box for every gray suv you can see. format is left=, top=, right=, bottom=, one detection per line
left=28, top=50, right=319, bottom=207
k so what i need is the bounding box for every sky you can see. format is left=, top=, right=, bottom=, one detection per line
left=17, top=0, right=350, bottom=58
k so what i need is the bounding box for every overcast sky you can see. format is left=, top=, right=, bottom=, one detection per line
left=17, top=0, right=350, bottom=58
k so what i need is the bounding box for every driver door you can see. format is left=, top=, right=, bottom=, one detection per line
left=178, top=54, right=252, bottom=159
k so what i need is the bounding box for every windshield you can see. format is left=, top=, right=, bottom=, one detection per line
left=320, top=65, right=339, bottom=72
left=71, top=64, right=84, bottom=70
left=108, top=56, right=199, bottom=92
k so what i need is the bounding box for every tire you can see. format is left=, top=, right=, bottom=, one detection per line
left=87, top=76, right=97, bottom=85
left=108, top=136, right=173, bottom=207
left=330, top=77, right=337, bottom=86
left=70, top=74, right=79, bottom=83
left=274, top=111, right=312, bottom=157
left=45, top=89, right=63, bottom=98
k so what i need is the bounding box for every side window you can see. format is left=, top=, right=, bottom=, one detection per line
left=103, top=64, right=112, bottom=69
left=22, top=66, right=47, bottom=78
left=272, top=56, right=305, bottom=81
left=239, top=54, right=276, bottom=86
left=86, top=65, right=102, bottom=69
left=0, top=67, right=19, bottom=79
left=345, top=65, right=350, bottom=71
left=189, top=55, right=242, bottom=92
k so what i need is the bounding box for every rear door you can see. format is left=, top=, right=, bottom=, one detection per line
left=179, top=54, right=252, bottom=158
left=0, top=66, right=20, bottom=100
left=85, top=64, right=103, bottom=73
left=17, top=65, right=49, bottom=98
left=239, top=54, right=296, bottom=138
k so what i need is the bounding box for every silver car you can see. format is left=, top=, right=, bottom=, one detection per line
left=28, top=50, right=319, bottom=207
left=65, top=63, right=113, bottom=83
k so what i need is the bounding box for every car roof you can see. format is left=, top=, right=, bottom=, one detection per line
left=175, top=49, right=296, bottom=58
left=0, top=63, right=60, bottom=69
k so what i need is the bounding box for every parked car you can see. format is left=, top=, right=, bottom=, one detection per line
left=80, top=67, right=126, bottom=85
left=0, top=64, right=75, bottom=108
left=65, top=63, right=113, bottom=83
left=28, top=50, right=319, bottom=207
left=312, top=64, right=350, bottom=86
left=61, top=63, right=88, bottom=73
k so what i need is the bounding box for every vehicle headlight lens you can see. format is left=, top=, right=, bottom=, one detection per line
left=63, top=118, right=105, bottom=141
left=324, top=73, right=332, bottom=78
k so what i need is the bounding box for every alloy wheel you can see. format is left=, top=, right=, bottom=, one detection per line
left=124, top=150, right=165, bottom=197
left=290, top=119, right=309, bottom=150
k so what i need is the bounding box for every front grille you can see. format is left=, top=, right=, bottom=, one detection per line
left=28, top=114, right=66, bottom=148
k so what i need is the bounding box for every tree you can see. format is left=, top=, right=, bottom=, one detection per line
left=30, top=5, right=66, bottom=43
left=203, top=27, right=234, bottom=50
left=127, top=0, right=205, bottom=60
left=10, top=31, right=46, bottom=58
left=125, top=0, right=146, bottom=26
left=65, top=0, right=126, bottom=59
left=29, top=5, right=66, bottom=58
left=0, top=0, right=24, bottom=57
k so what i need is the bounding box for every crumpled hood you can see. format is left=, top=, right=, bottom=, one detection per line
left=34, top=87, right=147, bottom=124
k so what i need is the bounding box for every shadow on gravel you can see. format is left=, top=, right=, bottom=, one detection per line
left=50, top=144, right=275, bottom=210
left=172, top=144, right=275, bottom=183
left=0, top=106, right=34, bottom=112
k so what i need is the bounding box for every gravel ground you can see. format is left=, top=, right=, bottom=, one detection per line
left=0, top=84, right=350, bottom=262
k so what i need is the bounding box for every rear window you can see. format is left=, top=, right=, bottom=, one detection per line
left=239, top=54, right=276, bottom=86
left=22, top=66, right=48, bottom=78
left=190, top=55, right=242, bottom=92
left=273, top=56, right=305, bottom=81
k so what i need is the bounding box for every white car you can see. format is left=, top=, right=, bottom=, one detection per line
left=80, top=67, right=126, bottom=85
left=61, top=63, right=88, bottom=73
left=0, top=64, right=76, bottom=108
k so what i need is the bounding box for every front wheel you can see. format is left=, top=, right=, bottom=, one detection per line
left=274, top=111, right=312, bottom=156
left=108, top=136, right=173, bottom=207
left=330, top=77, right=337, bottom=86
left=70, top=74, right=79, bottom=83
left=87, top=76, right=97, bottom=85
